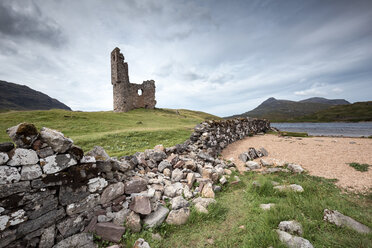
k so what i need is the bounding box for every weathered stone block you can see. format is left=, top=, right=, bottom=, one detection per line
left=143, top=205, right=169, bottom=228
left=6, top=123, right=39, bottom=149
left=0, top=181, right=30, bottom=198
left=40, top=154, right=77, bottom=174
left=124, top=177, right=147, bottom=194
left=39, top=224, right=55, bottom=248
left=40, top=127, right=73, bottom=153
left=20, top=164, right=42, bottom=180
left=0, top=166, right=21, bottom=184
left=66, top=194, right=100, bottom=216
left=100, top=182, right=124, bottom=204
left=129, top=196, right=151, bottom=215
left=0, top=142, right=14, bottom=153
left=7, top=148, right=38, bottom=166
left=94, top=222, right=125, bottom=243
left=53, top=233, right=97, bottom=248
left=0, top=152, right=9, bottom=165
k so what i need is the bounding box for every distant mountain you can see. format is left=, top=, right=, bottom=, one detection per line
left=0, top=80, right=71, bottom=111
left=299, top=97, right=350, bottom=105
left=226, top=97, right=350, bottom=121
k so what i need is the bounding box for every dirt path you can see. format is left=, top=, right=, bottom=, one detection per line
left=221, top=134, right=372, bottom=193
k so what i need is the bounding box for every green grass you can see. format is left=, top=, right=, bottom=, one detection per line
left=279, top=131, right=309, bottom=137
left=0, top=108, right=220, bottom=157
left=348, top=163, right=370, bottom=172
left=119, top=172, right=372, bottom=248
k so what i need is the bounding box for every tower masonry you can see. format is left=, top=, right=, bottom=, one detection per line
left=111, top=47, right=156, bottom=112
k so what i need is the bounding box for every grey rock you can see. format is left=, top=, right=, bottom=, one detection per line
left=195, top=203, right=208, bottom=213
left=93, top=222, right=125, bottom=243
left=164, top=182, right=183, bottom=197
left=86, top=146, right=110, bottom=161
left=40, top=154, right=77, bottom=174
left=40, top=127, right=73, bottom=153
left=126, top=211, right=141, bottom=233
left=201, top=182, right=215, bottom=198
left=59, top=185, right=90, bottom=206
left=27, top=195, right=58, bottom=220
left=276, top=230, right=314, bottom=248
left=259, top=147, right=268, bottom=156
left=81, top=155, right=96, bottom=163
left=238, top=153, right=248, bottom=162
left=39, top=224, right=55, bottom=248
left=187, top=173, right=196, bottom=185
left=125, top=177, right=148, bottom=194
left=0, top=180, right=30, bottom=198
left=67, top=145, right=84, bottom=161
left=246, top=161, right=261, bottom=170
left=7, top=148, right=38, bottom=166
left=88, top=177, right=108, bottom=193
left=192, top=197, right=216, bottom=208
left=0, top=142, right=14, bottom=153
left=143, top=205, right=169, bottom=228
left=287, top=164, right=305, bottom=174
left=7, top=123, right=39, bottom=148
left=100, top=182, right=125, bottom=204
left=17, top=208, right=65, bottom=237
left=219, top=176, right=227, bottom=185
left=37, top=147, right=54, bottom=158
left=113, top=208, right=130, bottom=226
left=133, top=238, right=151, bottom=248
left=171, top=168, right=183, bottom=182
left=20, top=164, right=42, bottom=180
left=66, top=194, right=100, bottom=216
left=130, top=196, right=151, bottom=215
left=0, top=152, right=9, bottom=165
left=57, top=214, right=86, bottom=237
left=0, top=166, right=21, bottom=184
left=260, top=203, right=275, bottom=210
left=149, top=150, right=167, bottom=162
left=166, top=208, right=190, bottom=225
left=171, top=196, right=189, bottom=210
left=98, top=215, right=112, bottom=223
left=53, top=233, right=96, bottom=248
left=260, top=158, right=274, bottom=167
left=323, top=209, right=371, bottom=234
left=274, top=184, right=304, bottom=192
left=158, top=160, right=171, bottom=172
left=278, top=220, right=303, bottom=236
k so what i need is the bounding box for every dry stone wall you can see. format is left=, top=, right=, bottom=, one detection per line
left=0, top=118, right=269, bottom=247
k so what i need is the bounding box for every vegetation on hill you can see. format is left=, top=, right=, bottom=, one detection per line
left=0, top=108, right=220, bottom=157
left=226, top=97, right=350, bottom=122
left=293, top=101, right=372, bottom=122
left=0, top=80, right=71, bottom=111
left=120, top=172, right=372, bottom=247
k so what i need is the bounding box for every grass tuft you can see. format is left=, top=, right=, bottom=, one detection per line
left=348, top=162, right=370, bottom=172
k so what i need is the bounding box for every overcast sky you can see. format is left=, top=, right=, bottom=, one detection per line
left=1, top=0, right=371, bottom=116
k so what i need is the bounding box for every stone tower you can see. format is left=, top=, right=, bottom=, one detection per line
left=111, top=47, right=156, bottom=112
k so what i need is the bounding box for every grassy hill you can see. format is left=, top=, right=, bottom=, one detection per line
left=227, top=97, right=347, bottom=122
left=293, top=101, right=372, bottom=122
left=0, top=80, right=71, bottom=111
left=0, top=108, right=219, bottom=157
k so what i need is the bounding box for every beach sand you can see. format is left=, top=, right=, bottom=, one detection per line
left=221, top=134, right=372, bottom=193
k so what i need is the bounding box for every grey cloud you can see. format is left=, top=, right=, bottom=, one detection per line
left=0, top=1, right=66, bottom=47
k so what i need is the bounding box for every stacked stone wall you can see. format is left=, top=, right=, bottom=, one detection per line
left=0, top=118, right=269, bottom=247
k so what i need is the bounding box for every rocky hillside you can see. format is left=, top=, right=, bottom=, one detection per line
left=227, top=97, right=350, bottom=121
left=0, top=80, right=71, bottom=111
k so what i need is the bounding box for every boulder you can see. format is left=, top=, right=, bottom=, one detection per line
left=201, top=182, right=215, bottom=198
left=0, top=152, right=9, bottom=165
left=143, top=205, right=169, bottom=228
left=323, top=209, right=371, bottom=234
left=278, top=220, right=303, bottom=236
left=86, top=146, right=110, bottom=161
left=93, top=222, right=125, bottom=243
left=66, top=194, right=100, bottom=216
left=171, top=196, right=189, bottom=210
left=40, top=154, right=77, bottom=174
left=53, top=233, right=97, bottom=248
left=88, top=177, right=108, bottom=193
left=100, top=182, right=125, bottom=204
left=166, top=208, right=190, bottom=225
left=6, top=123, right=39, bottom=148
left=126, top=211, right=141, bottom=233
left=20, top=164, right=42, bottom=180
left=171, top=168, right=183, bottom=182
left=133, top=238, right=151, bottom=248
left=246, top=161, right=261, bottom=170
left=276, top=230, right=314, bottom=248
left=0, top=142, right=14, bottom=153
left=164, top=182, right=183, bottom=197
left=129, top=196, right=151, bottom=215
left=158, top=160, right=171, bottom=172
left=40, top=127, right=73, bottom=153
left=287, top=164, right=305, bottom=174
left=7, top=148, right=38, bottom=166
left=125, top=177, right=148, bottom=194
left=0, top=166, right=21, bottom=184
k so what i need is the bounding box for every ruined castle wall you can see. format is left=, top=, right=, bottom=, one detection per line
left=0, top=118, right=269, bottom=247
left=111, top=48, right=156, bottom=112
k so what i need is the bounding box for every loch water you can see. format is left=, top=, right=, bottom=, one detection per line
left=271, top=122, right=372, bottom=137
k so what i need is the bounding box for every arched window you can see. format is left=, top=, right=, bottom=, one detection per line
left=138, top=89, right=143, bottom=96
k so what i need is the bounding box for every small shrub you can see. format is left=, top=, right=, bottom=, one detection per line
left=348, top=162, right=370, bottom=172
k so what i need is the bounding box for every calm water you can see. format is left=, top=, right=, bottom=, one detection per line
left=271, top=122, right=372, bottom=137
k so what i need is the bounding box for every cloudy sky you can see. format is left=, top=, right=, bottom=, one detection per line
left=1, top=0, right=371, bottom=116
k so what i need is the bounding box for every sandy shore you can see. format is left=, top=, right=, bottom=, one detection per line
left=221, top=134, right=372, bottom=193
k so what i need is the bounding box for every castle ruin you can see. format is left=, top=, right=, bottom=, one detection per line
left=111, top=47, right=156, bottom=112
